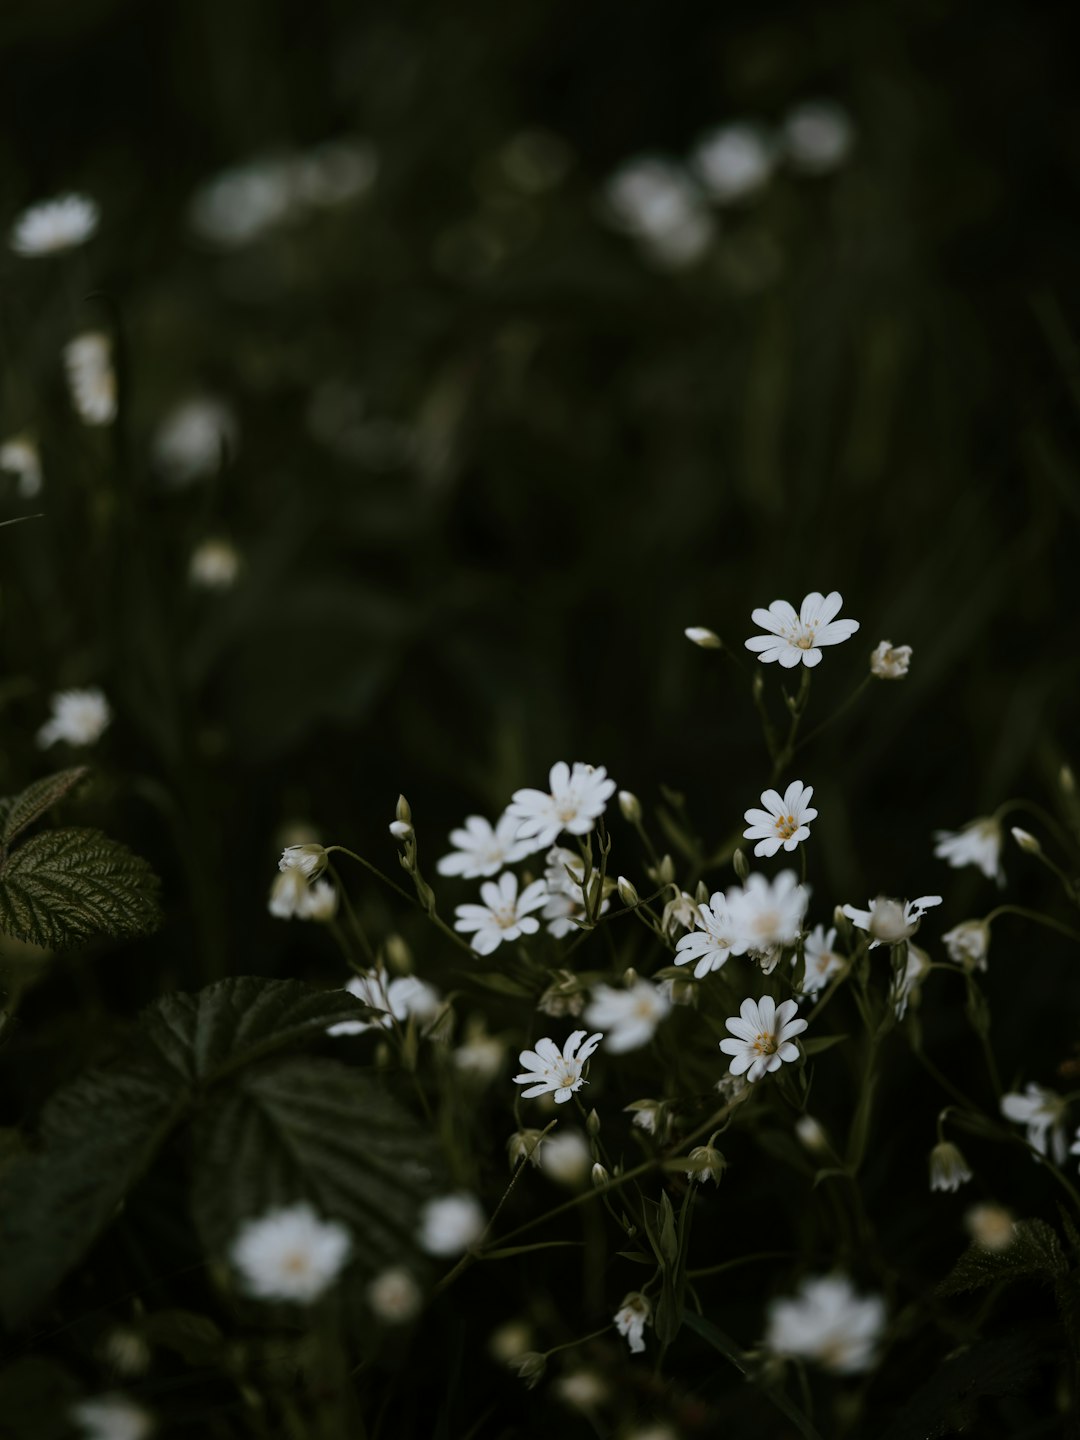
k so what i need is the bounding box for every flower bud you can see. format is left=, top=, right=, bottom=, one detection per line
left=586, top=1107, right=601, bottom=1137
left=507, top=1129, right=545, bottom=1169
left=794, top=1113, right=829, bottom=1154
left=617, top=875, right=640, bottom=908
left=278, top=843, right=327, bottom=880
left=732, top=847, right=750, bottom=881
left=509, top=1351, right=547, bottom=1388
left=489, top=1320, right=533, bottom=1363
left=929, top=1140, right=973, bottom=1193
left=942, top=919, right=991, bottom=973
left=389, top=820, right=413, bottom=841
left=396, top=794, right=412, bottom=824
left=1060, top=765, right=1075, bottom=797
left=685, top=1144, right=726, bottom=1185
left=590, top=1162, right=610, bottom=1188
left=1011, top=826, right=1041, bottom=854
left=684, top=626, right=721, bottom=649
left=384, top=933, right=413, bottom=972
left=869, top=640, right=912, bottom=680
left=618, top=790, right=642, bottom=824
left=650, top=854, right=675, bottom=886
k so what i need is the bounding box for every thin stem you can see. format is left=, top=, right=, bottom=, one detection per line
left=795, top=675, right=872, bottom=754
left=325, top=845, right=480, bottom=958
left=985, top=904, right=1080, bottom=944
left=995, top=798, right=1078, bottom=860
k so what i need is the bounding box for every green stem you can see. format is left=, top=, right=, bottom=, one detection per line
left=795, top=675, right=872, bottom=755
left=325, top=845, right=480, bottom=958
left=985, top=904, right=1080, bottom=943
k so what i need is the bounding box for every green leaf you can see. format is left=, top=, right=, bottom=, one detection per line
left=0, top=827, right=161, bottom=950
left=0, top=1062, right=186, bottom=1328
left=459, top=971, right=536, bottom=998
left=190, top=1056, right=439, bottom=1277
left=0, top=768, right=89, bottom=849
left=138, top=976, right=372, bottom=1085
left=878, top=1331, right=1043, bottom=1440
left=937, top=1218, right=1068, bottom=1297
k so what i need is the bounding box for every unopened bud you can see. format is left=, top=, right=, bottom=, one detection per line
left=617, top=875, right=640, bottom=908
left=929, top=1140, right=973, bottom=1193
left=507, top=1129, right=545, bottom=1169
left=278, top=843, right=328, bottom=880
left=389, top=820, right=413, bottom=840
left=1011, top=826, right=1041, bottom=854
left=590, top=1162, right=610, bottom=1188
left=752, top=671, right=764, bottom=699
left=655, top=854, right=675, bottom=885
left=384, top=933, right=412, bottom=973
left=794, top=1114, right=829, bottom=1154
left=685, top=1144, right=726, bottom=1185
left=618, top=790, right=642, bottom=824
left=732, top=848, right=749, bottom=881
left=415, top=878, right=436, bottom=913
left=396, top=794, right=412, bottom=823
left=586, top=1107, right=601, bottom=1137
left=684, top=626, right=721, bottom=649
left=509, top=1350, right=547, bottom=1388
left=1061, top=765, right=1075, bottom=797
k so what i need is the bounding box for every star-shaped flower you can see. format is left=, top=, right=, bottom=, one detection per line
left=505, top=762, right=616, bottom=850
left=841, top=894, right=941, bottom=948
left=453, top=871, right=548, bottom=954
left=743, top=780, right=818, bottom=857
left=719, top=995, right=807, bottom=1082
left=436, top=812, right=535, bottom=879
left=745, top=591, right=859, bottom=668
left=514, top=1030, right=603, bottom=1103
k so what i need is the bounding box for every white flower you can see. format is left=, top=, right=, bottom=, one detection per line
left=189, top=537, right=241, bottom=589
left=64, top=333, right=116, bottom=425
left=553, top=1370, right=609, bottom=1411
left=154, top=398, right=238, bottom=485
left=719, top=995, right=807, bottom=1082
left=942, top=920, right=991, bottom=972
left=734, top=870, right=809, bottom=953
left=691, top=122, right=775, bottom=202
left=514, top=1029, right=602, bottom=1104
left=540, top=845, right=609, bottom=937
left=781, top=101, right=855, bottom=175
left=230, top=1203, right=351, bottom=1302
left=765, top=1275, right=884, bottom=1374
left=799, top=924, right=845, bottom=995
left=744, top=591, right=859, bottom=668
left=188, top=156, right=298, bottom=247
left=327, top=969, right=441, bottom=1036
left=841, top=894, right=941, bottom=948
left=1001, top=1084, right=1069, bottom=1165
left=453, top=871, right=548, bottom=954
left=436, top=812, right=534, bottom=878
left=661, top=888, right=699, bottom=938
left=684, top=625, right=721, bottom=648
left=933, top=817, right=1003, bottom=885
left=506, top=762, right=616, bottom=850
left=453, top=1030, right=504, bottom=1082
left=583, top=978, right=670, bottom=1053
left=36, top=687, right=111, bottom=748
left=417, top=1193, right=485, bottom=1256
left=891, top=942, right=931, bottom=1018
left=367, top=1266, right=422, bottom=1323
left=870, top=640, right=911, bottom=680
left=929, top=1141, right=972, bottom=1192
left=11, top=193, right=99, bottom=256
left=601, top=157, right=714, bottom=268
left=70, top=1394, right=152, bottom=1440
left=297, top=879, right=338, bottom=923
left=614, top=1292, right=651, bottom=1354
left=538, top=1129, right=593, bottom=1187
left=965, top=1203, right=1016, bottom=1251
left=795, top=1114, right=829, bottom=1154
left=743, top=780, right=818, bottom=858
left=0, top=435, right=43, bottom=498
left=685, top=1143, right=726, bottom=1185
left=279, top=843, right=327, bottom=879
left=674, top=888, right=748, bottom=977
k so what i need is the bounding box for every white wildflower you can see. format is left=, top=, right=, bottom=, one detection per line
left=154, top=398, right=238, bottom=485
left=327, top=969, right=441, bottom=1037
left=583, top=978, right=670, bottom=1053
left=70, top=1394, right=152, bottom=1440
left=1001, top=1084, right=1069, bottom=1165
left=685, top=1142, right=726, bottom=1185
left=453, top=871, right=548, bottom=954
left=734, top=870, right=809, bottom=954
left=189, top=537, right=241, bottom=589
left=745, top=591, right=859, bottom=668
left=553, top=1369, right=610, bottom=1411
left=942, top=920, right=991, bottom=972
left=367, top=1266, right=422, bottom=1323
left=691, top=122, right=775, bottom=202
left=11, top=193, right=99, bottom=256
left=453, top=1029, right=504, bottom=1082
left=514, top=1029, right=602, bottom=1104
left=781, top=101, right=855, bottom=175
left=841, top=894, right=941, bottom=947
left=870, top=640, right=911, bottom=680
left=799, top=924, right=845, bottom=995
left=538, top=1129, right=592, bottom=1187
left=719, top=995, right=807, bottom=1082
left=965, top=1203, right=1016, bottom=1251
left=188, top=156, right=297, bottom=247
left=674, top=888, right=748, bottom=978
left=436, top=812, right=534, bottom=878
left=64, top=333, right=116, bottom=425
left=601, top=156, right=714, bottom=268
left=743, top=780, right=817, bottom=858
left=765, top=1274, right=884, bottom=1374
left=929, top=1141, right=973, bottom=1192
left=540, top=845, right=609, bottom=937
left=37, top=687, right=111, bottom=748
left=506, top=761, right=616, bottom=850
left=933, top=817, right=1003, bottom=885
left=417, top=1194, right=485, bottom=1256
left=614, top=1292, right=651, bottom=1354
left=230, top=1203, right=351, bottom=1302
left=279, top=843, right=327, bottom=879
left=0, top=435, right=43, bottom=498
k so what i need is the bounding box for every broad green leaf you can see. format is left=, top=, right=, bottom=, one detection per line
left=0, top=768, right=89, bottom=849
left=937, top=1218, right=1068, bottom=1298
left=0, top=827, right=161, bottom=950
left=190, top=1056, right=439, bottom=1276
left=139, top=976, right=371, bottom=1085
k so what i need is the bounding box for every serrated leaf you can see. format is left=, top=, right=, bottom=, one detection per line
left=878, top=1330, right=1044, bottom=1440
left=0, top=768, right=89, bottom=850
left=190, top=1056, right=439, bottom=1277
left=0, top=1062, right=186, bottom=1328
left=0, top=827, right=161, bottom=950
left=937, top=1218, right=1067, bottom=1297
left=139, top=977, right=371, bottom=1085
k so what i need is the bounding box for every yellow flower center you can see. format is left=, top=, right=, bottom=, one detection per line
left=752, top=1031, right=777, bottom=1055
left=775, top=814, right=798, bottom=839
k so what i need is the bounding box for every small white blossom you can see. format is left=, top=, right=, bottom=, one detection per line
left=583, top=978, right=670, bottom=1053
left=841, top=894, right=941, bottom=948
left=870, top=640, right=911, bottom=680
left=417, top=1193, right=485, bottom=1256
left=691, top=122, right=775, bottom=202
left=37, top=687, right=111, bottom=748
left=538, top=1129, right=593, bottom=1187
left=734, top=870, right=809, bottom=954
left=933, top=817, right=1003, bottom=885
left=553, top=1370, right=610, bottom=1411
left=745, top=591, right=859, bottom=668
left=719, top=995, right=807, bottom=1082
left=965, top=1204, right=1016, bottom=1251
left=743, top=780, right=817, bottom=858
left=0, top=435, right=43, bottom=498
left=942, top=920, right=991, bottom=972
left=661, top=888, right=699, bottom=938
left=799, top=924, right=845, bottom=995
left=279, top=843, right=327, bottom=879
left=188, top=156, right=298, bottom=247
left=453, top=1029, right=504, bottom=1082
left=781, top=101, right=855, bottom=175
left=70, top=1394, right=152, bottom=1440
left=453, top=871, right=548, bottom=954
left=11, top=193, right=99, bottom=256
left=64, top=333, right=116, bottom=425
left=1001, top=1084, right=1069, bottom=1165
left=327, top=969, right=441, bottom=1036
left=154, top=398, right=238, bottom=485
left=765, top=1275, right=884, bottom=1374
left=614, top=1292, right=651, bottom=1354
left=602, top=157, right=714, bottom=269
left=684, top=625, right=721, bottom=648
left=506, top=762, right=616, bottom=850
left=685, top=1142, right=726, bottom=1185
left=367, top=1266, right=422, bottom=1323
left=436, top=812, right=534, bottom=878
left=929, top=1141, right=972, bottom=1193
left=674, top=888, right=748, bottom=977
left=514, top=1029, right=602, bottom=1104
left=230, top=1203, right=351, bottom=1302
left=189, top=537, right=241, bottom=589
left=297, top=879, right=338, bottom=923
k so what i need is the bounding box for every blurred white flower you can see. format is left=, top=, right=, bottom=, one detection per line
left=541, top=845, right=609, bottom=937
left=743, top=780, right=817, bottom=858
left=602, top=157, right=714, bottom=269
left=782, top=101, right=855, bottom=175
left=230, top=1203, right=351, bottom=1302
left=674, top=889, right=748, bottom=977
left=553, top=1369, right=609, bottom=1411
left=11, top=193, right=99, bottom=256
left=453, top=1028, right=504, bottom=1082
left=800, top=923, right=845, bottom=995
left=70, top=1394, right=152, bottom=1440
left=691, top=122, right=775, bottom=202
left=293, top=137, right=378, bottom=207
left=514, top=1029, right=602, bottom=1104
left=719, top=995, right=807, bottom=1082
left=453, top=871, right=548, bottom=954
left=189, top=537, right=242, bottom=589
left=614, top=1292, right=651, bottom=1354
left=154, top=398, right=238, bottom=485
left=327, top=968, right=441, bottom=1036
left=367, top=1266, right=422, bottom=1323
left=795, top=1113, right=829, bottom=1154
left=37, top=687, right=111, bottom=748
left=933, top=817, right=1003, bottom=885
left=841, top=894, right=941, bottom=947
left=684, top=625, right=722, bottom=648
left=64, top=332, right=116, bottom=425
left=765, top=1274, right=884, bottom=1373
left=1001, top=1084, right=1069, bottom=1165
left=417, top=1193, right=485, bottom=1256
left=506, top=761, right=616, bottom=850
left=965, top=1203, right=1016, bottom=1251
left=188, top=156, right=298, bottom=247
left=870, top=640, right=912, bottom=680
left=278, top=843, right=327, bottom=879
left=745, top=591, right=859, bottom=668
left=929, top=1141, right=972, bottom=1192
left=0, top=435, right=43, bottom=498
left=538, top=1128, right=592, bottom=1187
left=296, top=879, right=338, bottom=923
left=583, top=978, right=670, bottom=1053
left=734, top=870, right=809, bottom=952
left=436, top=812, right=535, bottom=879
left=942, top=919, right=991, bottom=972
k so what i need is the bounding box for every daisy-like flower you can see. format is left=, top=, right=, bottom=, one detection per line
left=929, top=1141, right=973, bottom=1193
left=674, top=887, right=748, bottom=978
left=70, top=1394, right=152, bottom=1440
left=765, top=1275, right=885, bottom=1374
left=10, top=193, right=99, bottom=256
left=453, top=871, right=548, bottom=954
left=436, top=812, right=535, bottom=878
left=744, top=591, right=859, bottom=668
left=743, top=780, right=817, bottom=858
left=691, top=121, right=775, bottom=203
left=614, top=1292, right=652, bottom=1354
left=841, top=894, right=941, bottom=948
left=36, top=687, right=111, bottom=748
left=506, top=762, right=616, bottom=850
left=870, top=640, right=912, bottom=680
left=154, top=397, right=238, bottom=485
left=933, top=817, right=1004, bottom=885
left=189, top=537, right=242, bottom=589
left=514, top=1029, right=602, bottom=1104
left=719, top=995, right=807, bottom=1082
left=583, top=978, right=670, bottom=1053
left=781, top=101, right=855, bottom=176
left=734, top=870, right=809, bottom=958
left=64, top=332, right=117, bottom=425
left=417, top=1193, right=486, bottom=1256
left=0, top=435, right=43, bottom=498
left=1001, top=1084, right=1070, bottom=1165
left=326, top=969, right=441, bottom=1036
left=230, top=1203, right=351, bottom=1303
left=799, top=923, right=845, bottom=995
left=942, top=919, right=991, bottom=972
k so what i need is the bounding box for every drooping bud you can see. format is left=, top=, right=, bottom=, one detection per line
left=684, top=626, right=721, bottom=649
left=1011, top=826, right=1041, bottom=854
left=507, top=1129, right=545, bottom=1170
left=929, top=1141, right=973, bottom=1193
left=685, top=1144, right=726, bottom=1185
left=278, top=842, right=327, bottom=880
left=509, top=1351, right=547, bottom=1388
